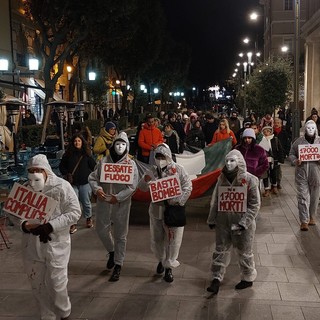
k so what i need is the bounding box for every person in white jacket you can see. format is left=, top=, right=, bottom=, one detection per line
left=138, top=143, right=192, bottom=282
left=207, top=149, right=261, bottom=295
left=289, top=120, right=320, bottom=231
left=89, top=132, right=139, bottom=281
left=21, top=154, right=81, bottom=320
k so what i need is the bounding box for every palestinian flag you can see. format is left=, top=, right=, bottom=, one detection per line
left=133, top=139, right=232, bottom=202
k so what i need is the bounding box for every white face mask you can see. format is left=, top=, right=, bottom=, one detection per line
left=225, top=157, right=238, bottom=172
left=155, top=159, right=167, bottom=169
left=306, top=123, right=316, bottom=136
left=28, top=172, right=46, bottom=192
left=114, top=141, right=127, bottom=155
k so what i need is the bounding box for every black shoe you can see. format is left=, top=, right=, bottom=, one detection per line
left=109, top=265, right=121, bottom=282
left=156, top=262, right=164, bottom=274
left=164, top=268, right=174, bottom=283
left=235, top=280, right=253, bottom=290
left=106, top=251, right=115, bottom=269
left=207, top=279, right=220, bottom=294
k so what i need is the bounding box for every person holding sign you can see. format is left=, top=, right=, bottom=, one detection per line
left=289, top=120, right=320, bottom=231
left=89, top=132, right=138, bottom=282
left=19, top=154, right=81, bottom=320
left=207, top=149, right=261, bottom=295
left=138, top=143, right=192, bottom=283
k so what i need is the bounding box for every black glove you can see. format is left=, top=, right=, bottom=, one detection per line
left=238, top=224, right=245, bottom=230
left=21, top=221, right=30, bottom=234
left=209, top=224, right=216, bottom=230
left=30, top=223, right=53, bottom=243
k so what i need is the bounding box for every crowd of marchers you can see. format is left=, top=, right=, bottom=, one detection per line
left=14, top=105, right=320, bottom=319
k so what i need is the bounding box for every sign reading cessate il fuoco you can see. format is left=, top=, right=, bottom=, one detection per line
left=100, top=163, right=134, bottom=184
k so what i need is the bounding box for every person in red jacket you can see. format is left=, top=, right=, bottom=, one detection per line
left=209, top=119, right=237, bottom=147
left=138, top=114, right=164, bottom=163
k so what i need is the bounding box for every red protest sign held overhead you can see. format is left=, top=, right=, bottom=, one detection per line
left=100, top=163, right=134, bottom=184
left=298, top=144, right=320, bottom=161
left=3, top=183, right=57, bottom=224
left=218, top=186, right=247, bottom=213
left=149, top=175, right=182, bottom=203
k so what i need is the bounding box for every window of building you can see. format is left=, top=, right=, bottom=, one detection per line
left=284, top=0, right=293, bottom=11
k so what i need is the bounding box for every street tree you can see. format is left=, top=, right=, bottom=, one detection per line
left=244, top=58, right=292, bottom=116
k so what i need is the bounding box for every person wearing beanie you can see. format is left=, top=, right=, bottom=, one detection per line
left=93, top=121, right=117, bottom=161
left=289, top=120, right=320, bottom=231
left=20, top=154, right=81, bottom=320
left=207, top=150, right=261, bottom=294
left=89, top=132, right=139, bottom=281
left=235, top=128, right=269, bottom=179
left=258, top=126, right=285, bottom=196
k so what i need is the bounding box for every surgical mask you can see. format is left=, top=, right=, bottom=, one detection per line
left=225, top=157, right=238, bottom=171
left=28, top=172, right=46, bottom=192
left=155, top=159, right=167, bottom=169
left=114, top=141, right=126, bottom=155
left=306, top=123, right=316, bottom=136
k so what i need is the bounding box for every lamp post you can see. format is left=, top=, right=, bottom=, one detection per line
left=292, top=0, right=300, bottom=140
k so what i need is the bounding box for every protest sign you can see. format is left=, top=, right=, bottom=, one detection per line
left=298, top=144, right=320, bottom=161
left=218, top=186, right=247, bottom=213
left=3, top=183, right=57, bottom=223
left=100, top=163, right=134, bottom=184
left=149, top=175, right=182, bottom=203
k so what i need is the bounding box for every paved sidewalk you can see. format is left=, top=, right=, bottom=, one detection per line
left=1, top=161, right=320, bottom=319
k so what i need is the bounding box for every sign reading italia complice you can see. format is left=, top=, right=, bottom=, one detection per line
left=3, top=183, right=57, bottom=223
left=218, top=186, right=247, bottom=213
left=100, top=163, right=134, bottom=184
left=298, top=144, right=320, bottom=161
left=149, top=175, right=182, bottom=203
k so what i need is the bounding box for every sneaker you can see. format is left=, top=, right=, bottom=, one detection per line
left=309, top=218, right=316, bottom=226
left=235, top=280, right=253, bottom=290
left=164, top=268, right=174, bottom=283
left=70, top=225, right=77, bottom=234
left=86, top=218, right=93, bottom=228
left=271, top=187, right=278, bottom=195
left=300, top=223, right=309, bottom=231
left=109, top=265, right=121, bottom=282
left=106, top=252, right=115, bottom=269
left=207, top=279, right=220, bottom=294
left=156, top=262, right=164, bottom=274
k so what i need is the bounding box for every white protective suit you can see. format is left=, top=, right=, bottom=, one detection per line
left=207, top=149, right=261, bottom=282
left=138, top=143, right=192, bottom=268
left=289, top=120, right=320, bottom=224
left=88, top=132, right=139, bottom=266
left=22, top=154, right=81, bottom=320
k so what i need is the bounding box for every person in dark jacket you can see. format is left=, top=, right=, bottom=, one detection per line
left=168, top=113, right=186, bottom=153
left=59, top=133, right=96, bottom=232
left=23, top=109, right=37, bottom=125
left=163, top=123, right=180, bottom=154
left=203, top=113, right=219, bottom=145
left=186, top=119, right=206, bottom=151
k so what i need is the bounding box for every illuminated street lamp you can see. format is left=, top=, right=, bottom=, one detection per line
left=243, top=37, right=250, bottom=44
left=249, top=12, right=258, bottom=21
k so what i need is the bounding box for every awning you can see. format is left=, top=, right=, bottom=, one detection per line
left=34, top=79, right=62, bottom=101
left=20, top=77, right=46, bottom=100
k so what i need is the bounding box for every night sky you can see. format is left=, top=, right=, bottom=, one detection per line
left=162, top=0, right=263, bottom=88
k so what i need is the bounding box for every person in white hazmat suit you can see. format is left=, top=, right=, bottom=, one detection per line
left=88, top=132, right=139, bottom=281
left=289, top=120, right=320, bottom=231
left=138, top=143, right=192, bottom=282
left=20, top=154, right=81, bottom=320
left=207, top=149, right=261, bottom=294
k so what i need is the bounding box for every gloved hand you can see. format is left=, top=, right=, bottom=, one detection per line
left=209, top=224, right=215, bottom=230
left=21, top=221, right=30, bottom=234
left=30, top=223, right=53, bottom=243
